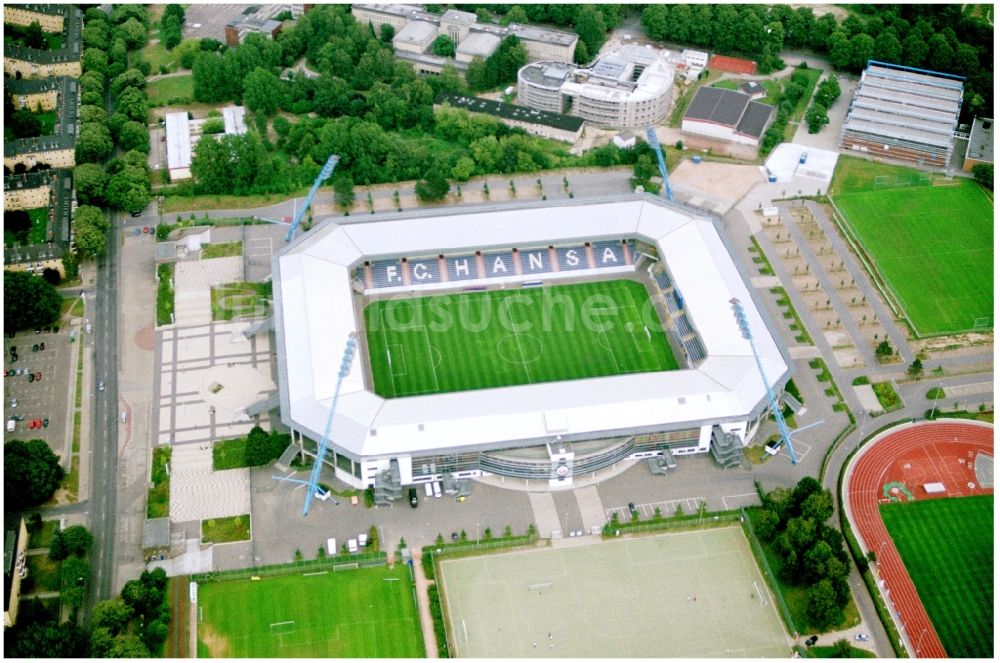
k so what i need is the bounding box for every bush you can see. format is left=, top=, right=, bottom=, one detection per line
left=971, top=163, right=993, bottom=190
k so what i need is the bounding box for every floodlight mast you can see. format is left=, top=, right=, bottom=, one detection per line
left=301, top=335, right=358, bottom=516
left=645, top=127, right=674, bottom=201
left=730, top=297, right=798, bottom=464
left=285, top=155, right=340, bottom=242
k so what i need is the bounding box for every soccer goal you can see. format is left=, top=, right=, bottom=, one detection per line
left=270, top=620, right=296, bottom=636
left=972, top=315, right=993, bottom=331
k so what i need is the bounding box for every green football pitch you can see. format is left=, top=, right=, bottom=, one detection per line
left=196, top=564, right=424, bottom=658
left=833, top=179, right=993, bottom=335
left=363, top=279, right=679, bottom=398
left=880, top=495, right=993, bottom=658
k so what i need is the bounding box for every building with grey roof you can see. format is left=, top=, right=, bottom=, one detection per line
left=681, top=87, right=774, bottom=147
left=435, top=93, right=584, bottom=142
left=840, top=61, right=964, bottom=167
left=518, top=46, right=675, bottom=129
left=963, top=117, right=993, bottom=172
left=2, top=4, right=81, bottom=79
left=3, top=169, right=74, bottom=276
left=351, top=4, right=577, bottom=74
left=3, top=76, right=78, bottom=170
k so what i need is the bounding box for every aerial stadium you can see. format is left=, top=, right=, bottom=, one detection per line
left=272, top=195, right=791, bottom=496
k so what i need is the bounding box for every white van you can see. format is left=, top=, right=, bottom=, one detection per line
left=326, top=537, right=337, bottom=555
left=358, top=533, right=368, bottom=547
left=6, top=419, right=15, bottom=433
left=348, top=538, right=358, bottom=553
left=432, top=481, right=443, bottom=498
left=424, top=482, right=433, bottom=498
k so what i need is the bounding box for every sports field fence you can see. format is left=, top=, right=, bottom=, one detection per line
left=740, top=508, right=798, bottom=639
left=421, top=535, right=539, bottom=579
left=602, top=510, right=741, bottom=537
left=191, top=551, right=387, bottom=583
left=872, top=173, right=933, bottom=190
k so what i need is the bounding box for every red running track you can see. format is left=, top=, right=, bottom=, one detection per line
left=845, top=421, right=993, bottom=658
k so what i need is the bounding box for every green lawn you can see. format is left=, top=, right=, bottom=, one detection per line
left=713, top=79, right=782, bottom=106
left=364, top=279, right=678, bottom=398
left=25, top=554, right=61, bottom=593
left=210, top=281, right=271, bottom=321
left=807, top=644, right=877, bottom=658
left=27, top=520, right=59, bottom=549
left=4, top=24, right=63, bottom=50
left=833, top=179, right=993, bottom=334
left=147, top=446, right=171, bottom=518
left=201, top=515, right=251, bottom=544
left=4, top=207, right=49, bottom=246
left=212, top=437, right=249, bottom=471
left=829, top=155, right=935, bottom=196
left=196, top=564, right=423, bottom=657
left=202, top=241, right=242, bottom=259
left=156, top=263, right=175, bottom=326
left=879, top=495, right=993, bottom=658
left=147, top=74, right=194, bottom=105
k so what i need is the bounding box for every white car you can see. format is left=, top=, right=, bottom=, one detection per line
left=348, top=538, right=358, bottom=554
left=855, top=633, right=870, bottom=642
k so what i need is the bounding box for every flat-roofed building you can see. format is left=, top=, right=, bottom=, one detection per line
left=351, top=4, right=577, bottom=73
left=517, top=46, right=674, bottom=129
left=840, top=61, right=964, bottom=167
left=224, top=15, right=283, bottom=47
left=435, top=93, right=584, bottom=143
left=3, top=3, right=64, bottom=33
left=393, top=19, right=437, bottom=54
left=963, top=117, right=993, bottom=172
left=4, top=518, right=29, bottom=628
left=682, top=86, right=774, bottom=147
left=222, top=105, right=248, bottom=135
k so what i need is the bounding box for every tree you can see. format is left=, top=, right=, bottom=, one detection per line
left=415, top=169, right=450, bottom=203
left=59, top=525, right=95, bottom=558
left=803, top=540, right=834, bottom=581
left=10, top=110, right=43, bottom=138
left=430, top=35, right=456, bottom=57
left=117, top=121, right=150, bottom=154
left=92, top=597, right=133, bottom=635
left=875, top=339, right=893, bottom=358
left=952, top=42, right=979, bottom=76
left=926, top=33, right=954, bottom=72
left=378, top=23, right=395, bottom=42
left=107, top=634, right=152, bottom=658
left=451, top=156, right=476, bottom=181
left=971, top=163, right=993, bottom=190
left=106, top=166, right=151, bottom=213
left=115, top=17, right=147, bottom=49
left=244, top=425, right=275, bottom=466
left=116, top=86, right=149, bottom=123
left=73, top=205, right=111, bottom=259
left=791, top=476, right=823, bottom=515
left=242, top=67, right=284, bottom=117
left=3, top=272, right=62, bottom=335
left=805, top=103, right=829, bottom=133
left=806, top=579, right=843, bottom=630
left=832, top=639, right=853, bottom=658
left=90, top=626, right=116, bottom=657
left=59, top=556, right=89, bottom=609
left=79, top=70, right=106, bottom=97
left=23, top=20, right=45, bottom=49
left=143, top=619, right=169, bottom=651
left=110, top=68, right=146, bottom=96
left=574, top=6, right=607, bottom=58
left=79, top=104, right=108, bottom=125
left=333, top=174, right=355, bottom=213
left=849, top=33, right=875, bottom=71
left=754, top=508, right=780, bottom=542
left=907, top=358, right=924, bottom=378
left=76, top=123, right=114, bottom=163
left=827, top=31, right=853, bottom=69
left=873, top=31, right=902, bottom=63
left=901, top=32, right=929, bottom=68
left=5, top=617, right=88, bottom=658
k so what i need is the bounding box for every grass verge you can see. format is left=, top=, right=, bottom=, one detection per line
left=156, top=263, right=174, bottom=326
left=147, top=74, right=194, bottom=106
left=770, top=286, right=813, bottom=344
left=210, top=281, right=271, bottom=321
left=147, top=446, right=171, bottom=519
left=24, top=554, right=61, bottom=593
left=201, top=514, right=251, bottom=544
left=871, top=381, right=901, bottom=411
left=201, top=241, right=242, bottom=259
left=27, top=520, right=59, bottom=550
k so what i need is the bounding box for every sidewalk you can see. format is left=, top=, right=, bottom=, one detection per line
left=411, top=551, right=440, bottom=658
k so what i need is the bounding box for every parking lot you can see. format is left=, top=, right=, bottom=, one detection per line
left=4, top=325, right=74, bottom=464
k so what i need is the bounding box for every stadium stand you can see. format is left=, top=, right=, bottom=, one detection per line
left=555, top=245, right=589, bottom=271
left=483, top=251, right=517, bottom=277
left=445, top=255, right=479, bottom=281
left=654, top=270, right=671, bottom=290
left=674, top=312, right=695, bottom=338
left=517, top=247, right=553, bottom=275
left=591, top=240, right=626, bottom=266
left=406, top=257, right=442, bottom=285
left=370, top=259, right=404, bottom=287
left=683, top=337, right=707, bottom=364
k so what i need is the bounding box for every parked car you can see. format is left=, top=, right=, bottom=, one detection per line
left=9, top=398, right=16, bottom=408
left=855, top=633, right=870, bottom=642
left=408, top=487, right=418, bottom=508
left=39, top=342, right=44, bottom=351
left=628, top=502, right=639, bottom=518
left=99, top=380, right=105, bottom=391
left=27, top=419, right=36, bottom=430
left=451, top=532, right=459, bottom=542
left=35, top=372, right=42, bottom=381
left=9, top=346, right=15, bottom=354
left=42, top=418, right=49, bottom=428
left=28, top=373, right=34, bottom=383
left=12, top=415, right=25, bottom=421
left=805, top=636, right=819, bottom=647
left=6, top=420, right=15, bottom=433
left=31, top=344, right=38, bottom=352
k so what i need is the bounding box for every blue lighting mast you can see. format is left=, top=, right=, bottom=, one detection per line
left=730, top=297, right=798, bottom=464
left=286, top=155, right=340, bottom=242
left=645, top=127, right=674, bottom=201
left=273, top=335, right=358, bottom=515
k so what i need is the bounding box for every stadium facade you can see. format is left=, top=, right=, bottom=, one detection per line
left=273, top=196, right=790, bottom=492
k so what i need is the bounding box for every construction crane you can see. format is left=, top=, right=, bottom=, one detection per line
left=285, top=155, right=340, bottom=242
left=645, top=127, right=674, bottom=201
left=273, top=335, right=358, bottom=515
left=730, top=298, right=822, bottom=465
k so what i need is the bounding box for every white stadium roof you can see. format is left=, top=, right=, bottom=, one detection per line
left=273, top=196, right=789, bottom=459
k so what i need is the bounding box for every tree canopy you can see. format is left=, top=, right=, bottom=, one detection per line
left=3, top=272, right=62, bottom=334
left=3, top=439, right=64, bottom=510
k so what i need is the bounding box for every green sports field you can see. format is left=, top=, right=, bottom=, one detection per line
left=833, top=179, right=993, bottom=334
left=879, top=495, right=993, bottom=658
left=196, top=564, right=423, bottom=658
left=363, top=279, right=679, bottom=398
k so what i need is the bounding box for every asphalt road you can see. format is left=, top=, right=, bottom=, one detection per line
left=84, top=207, right=121, bottom=618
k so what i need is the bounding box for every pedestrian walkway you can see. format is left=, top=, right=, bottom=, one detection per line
left=174, top=256, right=242, bottom=290
left=173, top=289, right=212, bottom=326
left=527, top=492, right=563, bottom=539
left=170, top=466, right=250, bottom=522
left=573, top=486, right=605, bottom=534
left=411, top=551, right=440, bottom=658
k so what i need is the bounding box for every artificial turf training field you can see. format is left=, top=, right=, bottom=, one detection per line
left=833, top=178, right=993, bottom=335
left=363, top=279, right=679, bottom=398
left=438, top=526, right=789, bottom=658
left=196, top=564, right=423, bottom=658
left=879, top=495, right=993, bottom=658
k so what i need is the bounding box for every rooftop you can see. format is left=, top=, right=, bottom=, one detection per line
left=966, top=117, right=993, bottom=163
left=440, top=8, right=476, bottom=26
left=394, top=19, right=437, bottom=45
left=685, top=87, right=750, bottom=126
left=735, top=101, right=773, bottom=139
left=436, top=93, right=584, bottom=132
left=3, top=4, right=80, bottom=65
left=456, top=31, right=500, bottom=58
